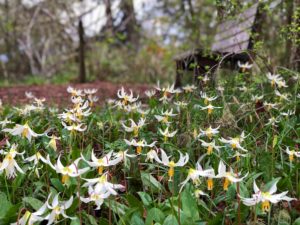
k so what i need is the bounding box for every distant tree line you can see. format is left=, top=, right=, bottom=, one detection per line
left=0, top=0, right=298, bottom=83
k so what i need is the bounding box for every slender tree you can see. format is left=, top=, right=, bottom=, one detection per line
left=119, top=0, right=139, bottom=45
left=78, top=0, right=86, bottom=83
left=291, top=0, right=300, bottom=70
left=104, top=0, right=114, bottom=36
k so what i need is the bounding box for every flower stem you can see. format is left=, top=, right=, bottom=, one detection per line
left=4, top=178, right=11, bottom=202
left=178, top=192, right=181, bottom=225
left=267, top=204, right=272, bottom=225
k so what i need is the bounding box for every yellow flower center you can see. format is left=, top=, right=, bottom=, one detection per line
left=49, top=138, right=57, bottom=151
left=54, top=206, right=61, bottom=220
left=289, top=150, right=295, bottom=162
left=207, top=145, right=213, bottom=155
left=76, top=113, right=83, bottom=121
left=207, top=178, right=213, bottom=190
left=262, top=200, right=270, bottom=212
left=168, top=167, right=174, bottom=180
left=207, top=108, right=213, bottom=115
left=289, top=153, right=294, bottom=162
left=62, top=174, right=69, bottom=184
left=24, top=211, right=31, bottom=220
left=122, top=96, right=128, bottom=105
left=162, top=116, right=169, bottom=123
left=204, top=98, right=209, bottom=105
left=188, top=168, right=195, bottom=176
left=62, top=167, right=72, bottom=174
left=136, top=146, right=142, bottom=154
left=97, top=158, right=104, bottom=165
left=91, top=193, right=99, bottom=201
left=164, top=136, right=168, bottom=142
left=193, top=178, right=201, bottom=186
left=22, top=127, right=29, bottom=138
left=54, top=205, right=61, bottom=213
left=5, top=153, right=13, bottom=161
left=133, top=127, right=139, bottom=137
left=168, top=161, right=175, bottom=180
left=98, top=166, right=104, bottom=175
left=99, top=175, right=106, bottom=183
left=223, top=177, right=230, bottom=191
left=271, top=80, right=275, bottom=87
left=36, top=152, right=41, bottom=159
left=231, top=138, right=239, bottom=149
left=206, top=128, right=213, bottom=139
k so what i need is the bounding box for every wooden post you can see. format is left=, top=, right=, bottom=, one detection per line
left=175, top=60, right=182, bottom=88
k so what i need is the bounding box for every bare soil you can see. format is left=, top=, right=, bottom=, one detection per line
left=0, top=81, right=150, bottom=106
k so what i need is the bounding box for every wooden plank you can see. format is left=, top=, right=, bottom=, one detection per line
left=214, top=15, right=256, bottom=41
left=174, top=3, right=259, bottom=62
left=216, top=3, right=259, bottom=32
left=212, top=31, right=250, bottom=52
left=219, top=41, right=250, bottom=53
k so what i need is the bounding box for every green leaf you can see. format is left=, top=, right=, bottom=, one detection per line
left=50, top=178, right=64, bottom=192
left=145, top=208, right=165, bottom=225
left=12, top=173, right=26, bottom=193
left=181, top=188, right=199, bottom=221
left=82, top=212, right=99, bottom=225
left=126, top=194, right=143, bottom=214
left=70, top=217, right=81, bottom=225
left=138, top=192, right=152, bottom=207
left=0, top=192, right=12, bottom=219
left=0, top=203, right=21, bottom=225
left=23, top=197, right=43, bottom=211
left=293, top=218, right=300, bottom=225
left=105, top=199, right=128, bottom=216
left=130, top=213, right=145, bottom=225
left=141, top=172, right=164, bottom=192
left=163, top=215, right=179, bottom=225
left=207, top=213, right=223, bottom=225
left=98, top=218, right=110, bottom=225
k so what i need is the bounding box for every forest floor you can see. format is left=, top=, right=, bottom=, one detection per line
left=0, top=81, right=150, bottom=106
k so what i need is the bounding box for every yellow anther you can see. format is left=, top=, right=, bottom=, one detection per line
left=207, top=145, right=213, bottom=155
left=62, top=174, right=69, bottom=184
left=98, top=166, right=104, bottom=175
left=223, top=177, right=230, bottom=191
left=207, top=178, right=213, bottom=190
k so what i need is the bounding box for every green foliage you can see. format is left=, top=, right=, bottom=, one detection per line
left=0, top=64, right=299, bottom=224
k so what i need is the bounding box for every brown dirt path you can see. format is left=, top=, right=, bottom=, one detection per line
left=0, top=81, right=150, bottom=106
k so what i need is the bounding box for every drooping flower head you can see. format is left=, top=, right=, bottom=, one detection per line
left=240, top=179, right=295, bottom=212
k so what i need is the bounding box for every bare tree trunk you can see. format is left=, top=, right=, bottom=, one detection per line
left=78, top=14, right=86, bottom=83
left=104, top=0, right=114, bottom=35
left=4, top=0, right=11, bottom=59
left=291, top=0, right=300, bottom=70
left=286, top=1, right=294, bottom=67
left=120, top=0, right=139, bottom=45
left=216, top=0, right=226, bottom=21
left=186, top=0, right=194, bottom=17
